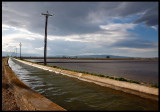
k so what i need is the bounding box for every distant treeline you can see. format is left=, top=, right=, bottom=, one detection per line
left=13, top=56, right=158, bottom=61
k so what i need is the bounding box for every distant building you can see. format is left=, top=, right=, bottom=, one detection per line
left=106, top=56, right=110, bottom=59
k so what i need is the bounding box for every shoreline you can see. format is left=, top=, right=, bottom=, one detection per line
left=13, top=58, right=158, bottom=101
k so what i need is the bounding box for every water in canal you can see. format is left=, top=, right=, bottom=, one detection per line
left=8, top=58, right=158, bottom=111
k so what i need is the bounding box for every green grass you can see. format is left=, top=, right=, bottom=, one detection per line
left=151, top=84, right=159, bottom=88
left=128, top=80, right=140, bottom=84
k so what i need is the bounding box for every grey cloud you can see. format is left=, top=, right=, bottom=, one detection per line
left=2, top=2, right=101, bottom=36
left=2, top=2, right=158, bottom=37
left=47, top=39, right=87, bottom=56
left=98, top=2, right=158, bottom=26
left=111, top=38, right=158, bottom=49
left=116, top=2, right=156, bottom=16
left=134, top=5, right=158, bottom=26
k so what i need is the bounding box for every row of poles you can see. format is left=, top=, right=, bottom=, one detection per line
left=7, top=11, right=52, bottom=65
left=7, top=42, right=22, bottom=58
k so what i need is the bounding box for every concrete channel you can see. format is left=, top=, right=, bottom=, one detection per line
left=13, top=58, right=158, bottom=101
left=4, top=57, right=159, bottom=110
left=3, top=58, right=66, bottom=111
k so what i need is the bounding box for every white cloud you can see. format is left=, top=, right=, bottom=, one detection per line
left=35, top=47, right=50, bottom=51
left=2, top=24, right=44, bottom=39
left=2, top=24, right=11, bottom=31
left=2, top=24, right=45, bottom=52
left=2, top=22, right=138, bottom=55
left=3, top=33, right=35, bottom=41
left=117, top=47, right=158, bottom=52
left=47, top=23, right=137, bottom=46
left=3, top=21, right=158, bottom=57
left=151, top=26, right=158, bottom=30
left=99, top=23, right=136, bottom=31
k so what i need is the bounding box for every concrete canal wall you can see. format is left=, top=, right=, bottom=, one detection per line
left=13, top=58, right=159, bottom=101
left=4, top=58, right=66, bottom=111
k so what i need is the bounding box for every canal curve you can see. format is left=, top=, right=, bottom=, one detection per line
left=8, top=58, right=158, bottom=111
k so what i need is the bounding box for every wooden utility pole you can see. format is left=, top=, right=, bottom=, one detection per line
left=19, top=42, right=22, bottom=59
left=6, top=50, right=9, bottom=57
left=16, top=47, right=17, bottom=57
left=41, top=11, right=53, bottom=65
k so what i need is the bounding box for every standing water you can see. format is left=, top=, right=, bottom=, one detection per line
left=25, top=58, right=158, bottom=84
left=8, top=58, right=158, bottom=111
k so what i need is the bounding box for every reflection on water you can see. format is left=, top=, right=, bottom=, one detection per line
left=9, top=58, right=158, bottom=111
left=25, top=59, right=158, bottom=84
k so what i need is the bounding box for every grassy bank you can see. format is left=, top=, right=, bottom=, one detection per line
left=14, top=57, right=158, bottom=88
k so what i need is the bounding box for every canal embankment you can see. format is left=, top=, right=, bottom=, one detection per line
left=2, top=58, right=20, bottom=111
left=13, top=58, right=158, bottom=101
left=2, top=57, right=66, bottom=111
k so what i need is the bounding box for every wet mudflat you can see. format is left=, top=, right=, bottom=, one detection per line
left=25, top=59, right=158, bottom=84
left=9, top=58, right=158, bottom=111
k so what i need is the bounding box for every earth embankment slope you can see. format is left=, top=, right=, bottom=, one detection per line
left=2, top=57, right=66, bottom=111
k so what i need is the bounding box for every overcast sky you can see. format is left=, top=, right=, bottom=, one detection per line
left=2, top=2, right=158, bottom=57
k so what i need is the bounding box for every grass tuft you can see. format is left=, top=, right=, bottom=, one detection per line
left=151, top=84, right=158, bottom=88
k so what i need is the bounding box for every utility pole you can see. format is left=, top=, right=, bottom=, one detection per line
left=11, top=50, right=14, bottom=57
left=41, top=11, right=53, bottom=65
left=6, top=50, right=8, bottom=57
left=19, top=42, right=22, bottom=59
left=16, top=47, right=17, bottom=57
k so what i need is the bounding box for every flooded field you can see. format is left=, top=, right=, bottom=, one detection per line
left=25, top=59, right=158, bottom=84
left=8, top=58, right=158, bottom=111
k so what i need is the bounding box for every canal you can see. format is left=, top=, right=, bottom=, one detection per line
left=8, top=58, right=158, bottom=111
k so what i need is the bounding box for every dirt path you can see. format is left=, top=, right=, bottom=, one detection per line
left=2, top=58, right=20, bottom=111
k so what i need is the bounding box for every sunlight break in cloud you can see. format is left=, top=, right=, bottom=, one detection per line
left=35, top=47, right=51, bottom=51
left=99, top=23, right=136, bottom=31
left=48, top=23, right=137, bottom=45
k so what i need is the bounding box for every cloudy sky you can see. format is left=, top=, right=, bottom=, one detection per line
left=2, top=2, right=158, bottom=57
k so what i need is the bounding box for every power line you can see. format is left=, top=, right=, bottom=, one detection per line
left=41, top=11, right=53, bottom=65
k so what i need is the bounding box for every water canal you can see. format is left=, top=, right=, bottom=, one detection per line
left=8, top=58, right=158, bottom=111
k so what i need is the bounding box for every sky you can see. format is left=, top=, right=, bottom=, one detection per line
left=2, top=2, right=159, bottom=57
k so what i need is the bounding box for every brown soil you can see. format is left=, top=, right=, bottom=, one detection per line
left=2, top=58, right=20, bottom=111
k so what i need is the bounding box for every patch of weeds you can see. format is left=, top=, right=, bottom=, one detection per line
left=98, top=74, right=105, bottom=77
left=114, top=77, right=140, bottom=84
left=128, top=80, right=140, bottom=84
left=117, top=77, right=128, bottom=81
left=151, top=84, right=158, bottom=88
left=52, top=65, right=58, bottom=68
left=90, top=73, right=98, bottom=76
left=104, top=75, right=110, bottom=78
left=46, top=65, right=53, bottom=67
left=109, top=76, right=114, bottom=79
left=114, top=78, right=119, bottom=80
